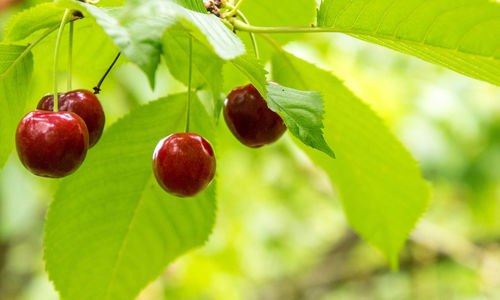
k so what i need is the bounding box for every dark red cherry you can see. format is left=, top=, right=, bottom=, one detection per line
left=153, top=133, right=216, bottom=197
left=37, top=89, right=105, bottom=147
left=224, top=83, right=286, bottom=148
left=16, top=111, right=89, bottom=178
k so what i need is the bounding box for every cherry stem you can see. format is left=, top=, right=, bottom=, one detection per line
left=68, top=21, right=74, bottom=91
left=225, top=0, right=244, bottom=17
left=93, top=52, right=121, bottom=95
left=235, top=10, right=259, bottom=60
left=53, top=9, right=72, bottom=112
left=185, top=36, right=193, bottom=133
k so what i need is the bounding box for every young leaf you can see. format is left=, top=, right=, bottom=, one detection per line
left=44, top=94, right=217, bottom=300
left=67, top=0, right=244, bottom=87
left=317, top=0, right=500, bottom=86
left=3, top=2, right=65, bottom=42
left=0, top=45, right=33, bottom=169
left=162, top=29, right=224, bottom=120
left=272, top=51, right=431, bottom=268
left=266, top=84, right=335, bottom=158
left=228, top=55, right=334, bottom=157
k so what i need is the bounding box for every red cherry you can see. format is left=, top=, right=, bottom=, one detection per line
left=153, top=133, right=216, bottom=197
left=16, top=111, right=89, bottom=178
left=37, top=89, right=105, bottom=148
left=224, top=83, right=286, bottom=148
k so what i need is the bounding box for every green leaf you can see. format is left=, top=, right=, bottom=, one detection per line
left=162, top=29, right=224, bottom=120
left=3, top=2, right=65, bottom=42
left=317, top=0, right=500, bottom=86
left=44, top=94, right=217, bottom=300
left=266, top=84, right=335, bottom=158
left=0, top=45, right=33, bottom=169
left=272, top=51, right=431, bottom=268
left=69, top=0, right=243, bottom=87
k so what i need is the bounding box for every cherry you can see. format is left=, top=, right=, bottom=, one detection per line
left=224, top=83, right=287, bottom=148
left=37, top=89, right=105, bottom=148
left=153, top=133, right=216, bottom=197
left=16, top=111, right=89, bottom=178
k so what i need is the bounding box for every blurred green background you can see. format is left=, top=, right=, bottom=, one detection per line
left=1, top=1, right=500, bottom=299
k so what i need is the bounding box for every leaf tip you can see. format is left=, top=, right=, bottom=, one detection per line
left=317, top=143, right=336, bottom=159
left=326, top=148, right=336, bottom=159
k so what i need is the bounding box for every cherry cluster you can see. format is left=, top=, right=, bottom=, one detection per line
left=16, top=89, right=105, bottom=178
left=12, top=4, right=285, bottom=200
left=15, top=82, right=285, bottom=198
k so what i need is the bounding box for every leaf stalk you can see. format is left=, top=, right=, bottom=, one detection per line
left=230, top=19, right=351, bottom=34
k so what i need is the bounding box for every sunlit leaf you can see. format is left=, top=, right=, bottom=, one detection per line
left=3, top=2, right=65, bottom=42
left=44, top=94, right=217, bottom=300
left=317, top=0, right=500, bottom=86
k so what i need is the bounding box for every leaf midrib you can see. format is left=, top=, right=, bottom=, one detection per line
left=102, top=174, right=155, bottom=300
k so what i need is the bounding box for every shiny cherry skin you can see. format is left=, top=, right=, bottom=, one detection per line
left=16, top=111, right=89, bottom=178
left=224, top=83, right=286, bottom=148
left=153, top=133, right=216, bottom=197
left=37, top=89, right=105, bottom=147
